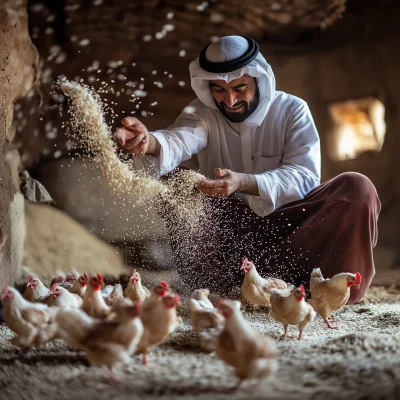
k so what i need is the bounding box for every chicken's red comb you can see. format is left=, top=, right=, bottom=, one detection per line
left=28, top=275, right=33, bottom=283
left=2, top=285, right=9, bottom=295
left=51, top=283, right=58, bottom=290
left=160, top=281, right=169, bottom=289
left=131, top=269, right=137, bottom=276
left=299, top=284, right=306, bottom=295
left=83, top=272, right=88, bottom=280
left=241, top=258, right=248, bottom=268
left=97, top=273, right=103, bottom=282
left=355, top=272, right=362, bottom=284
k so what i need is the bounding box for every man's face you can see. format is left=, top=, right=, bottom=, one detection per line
left=209, top=75, right=259, bottom=123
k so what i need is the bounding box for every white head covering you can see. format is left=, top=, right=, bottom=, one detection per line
left=189, top=35, right=276, bottom=126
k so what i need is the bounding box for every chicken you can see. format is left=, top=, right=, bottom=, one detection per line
left=44, top=283, right=82, bottom=309
left=143, top=281, right=170, bottom=306
left=308, top=268, right=362, bottom=329
left=216, top=299, right=278, bottom=390
left=269, top=285, right=316, bottom=340
left=23, top=275, right=50, bottom=302
left=50, top=270, right=66, bottom=287
left=240, top=258, right=289, bottom=312
left=103, top=284, right=125, bottom=307
left=1, top=286, right=58, bottom=348
left=124, top=269, right=151, bottom=303
left=59, top=270, right=80, bottom=290
left=68, top=273, right=89, bottom=298
left=66, top=270, right=80, bottom=284
left=190, top=289, right=224, bottom=352
left=191, top=288, right=214, bottom=309
left=137, top=293, right=180, bottom=365
left=55, top=301, right=143, bottom=380
left=81, top=274, right=110, bottom=318
left=101, top=284, right=114, bottom=298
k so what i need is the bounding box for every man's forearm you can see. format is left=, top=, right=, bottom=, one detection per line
left=238, top=173, right=259, bottom=196
left=146, top=134, right=161, bottom=157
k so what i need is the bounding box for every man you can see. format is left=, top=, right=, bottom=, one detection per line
left=114, top=36, right=380, bottom=303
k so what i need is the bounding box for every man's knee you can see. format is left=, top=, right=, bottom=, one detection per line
left=330, top=172, right=380, bottom=210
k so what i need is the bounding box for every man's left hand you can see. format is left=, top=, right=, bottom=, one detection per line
left=197, top=168, right=243, bottom=197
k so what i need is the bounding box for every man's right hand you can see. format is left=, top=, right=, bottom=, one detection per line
left=113, top=116, right=151, bottom=155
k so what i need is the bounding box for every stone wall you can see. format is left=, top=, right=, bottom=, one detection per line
left=0, top=0, right=38, bottom=288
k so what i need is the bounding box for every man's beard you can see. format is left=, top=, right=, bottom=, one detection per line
left=214, top=84, right=260, bottom=123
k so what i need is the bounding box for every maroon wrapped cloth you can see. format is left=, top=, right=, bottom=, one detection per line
left=159, top=171, right=380, bottom=304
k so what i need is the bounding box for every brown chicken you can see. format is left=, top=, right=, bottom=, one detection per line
left=68, top=273, right=89, bottom=298
left=308, top=268, right=362, bottom=329
left=55, top=301, right=143, bottom=380
left=137, top=293, right=180, bottom=365
left=66, top=271, right=80, bottom=283
left=143, top=281, right=170, bottom=306
left=216, top=299, right=278, bottom=390
left=50, top=271, right=67, bottom=287
left=2, top=286, right=58, bottom=348
left=81, top=274, right=110, bottom=318
left=124, top=269, right=151, bottom=303
left=190, top=289, right=224, bottom=352
left=269, top=285, right=316, bottom=340
left=44, top=283, right=82, bottom=309
left=103, top=284, right=125, bottom=307
left=240, top=258, right=289, bottom=312
left=23, top=275, right=50, bottom=302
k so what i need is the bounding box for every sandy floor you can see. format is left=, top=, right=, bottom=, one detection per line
left=0, top=282, right=399, bottom=400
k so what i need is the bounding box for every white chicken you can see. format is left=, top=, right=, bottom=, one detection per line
left=269, top=285, right=316, bottom=340
left=216, top=299, right=278, bottom=390
left=81, top=274, right=110, bottom=318
left=191, top=288, right=214, bottom=309
left=124, top=269, right=151, bottom=303
left=55, top=301, right=143, bottom=380
left=1, top=286, right=58, bottom=348
left=44, top=283, right=82, bottom=309
left=23, top=275, right=50, bottom=303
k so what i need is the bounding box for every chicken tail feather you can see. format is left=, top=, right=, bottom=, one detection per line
left=311, top=268, right=323, bottom=280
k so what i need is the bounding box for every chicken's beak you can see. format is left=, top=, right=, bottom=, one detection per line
left=355, top=283, right=360, bottom=289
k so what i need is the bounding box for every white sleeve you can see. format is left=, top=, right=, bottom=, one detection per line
left=137, top=103, right=208, bottom=177
left=249, top=101, right=321, bottom=216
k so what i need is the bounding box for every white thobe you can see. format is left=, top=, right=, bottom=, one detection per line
left=137, top=90, right=321, bottom=217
